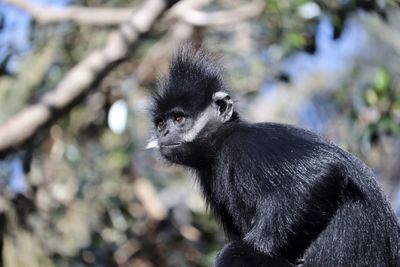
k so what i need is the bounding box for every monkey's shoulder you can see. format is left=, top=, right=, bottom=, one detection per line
left=216, top=122, right=337, bottom=174
left=220, top=122, right=331, bottom=156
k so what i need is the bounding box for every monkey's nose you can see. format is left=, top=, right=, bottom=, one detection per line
left=163, top=129, right=170, bottom=136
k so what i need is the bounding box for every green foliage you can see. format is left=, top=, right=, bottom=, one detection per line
left=333, top=67, right=400, bottom=153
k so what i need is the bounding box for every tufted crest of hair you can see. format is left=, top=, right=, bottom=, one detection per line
left=151, top=45, right=229, bottom=117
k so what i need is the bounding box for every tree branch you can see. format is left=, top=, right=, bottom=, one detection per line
left=136, top=0, right=265, bottom=82
left=135, top=0, right=213, bottom=83
left=0, top=0, right=175, bottom=156
left=169, top=0, right=265, bottom=26
left=4, top=0, right=133, bottom=26
left=0, top=0, right=265, bottom=156
left=5, top=0, right=264, bottom=27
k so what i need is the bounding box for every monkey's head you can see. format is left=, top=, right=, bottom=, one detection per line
left=147, top=46, right=237, bottom=165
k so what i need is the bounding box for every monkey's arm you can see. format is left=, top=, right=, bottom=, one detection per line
left=243, top=165, right=346, bottom=258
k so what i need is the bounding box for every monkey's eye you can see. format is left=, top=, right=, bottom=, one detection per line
left=157, top=120, right=165, bottom=130
left=174, top=115, right=185, bottom=124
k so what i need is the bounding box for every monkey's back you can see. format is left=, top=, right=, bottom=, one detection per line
left=212, top=122, right=400, bottom=266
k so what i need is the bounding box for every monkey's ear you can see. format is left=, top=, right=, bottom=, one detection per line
left=212, top=91, right=233, bottom=122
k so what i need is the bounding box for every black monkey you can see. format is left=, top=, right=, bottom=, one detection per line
left=147, top=46, right=400, bottom=266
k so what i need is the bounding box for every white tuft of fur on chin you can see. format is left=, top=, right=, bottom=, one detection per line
left=146, top=139, right=159, bottom=149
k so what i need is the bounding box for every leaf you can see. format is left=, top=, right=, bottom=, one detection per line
left=285, top=32, right=306, bottom=49
left=374, top=68, right=390, bottom=94
left=363, top=88, right=378, bottom=106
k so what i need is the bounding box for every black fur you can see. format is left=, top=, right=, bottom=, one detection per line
left=150, top=46, right=400, bottom=266
left=152, top=47, right=228, bottom=119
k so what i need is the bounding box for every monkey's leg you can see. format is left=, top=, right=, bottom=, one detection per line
left=215, top=240, right=294, bottom=267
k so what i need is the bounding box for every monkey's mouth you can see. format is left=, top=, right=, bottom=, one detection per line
left=161, top=143, right=182, bottom=148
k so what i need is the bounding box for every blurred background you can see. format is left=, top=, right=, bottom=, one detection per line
left=0, top=0, right=400, bottom=266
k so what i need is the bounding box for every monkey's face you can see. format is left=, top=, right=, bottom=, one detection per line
left=153, top=108, right=194, bottom=159
left=147, top=46, right=236, bottom=165
left=147, top=91, right=234, bottom=165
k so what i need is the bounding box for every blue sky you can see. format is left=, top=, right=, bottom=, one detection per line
left=0, top=0, right=70, bottom=73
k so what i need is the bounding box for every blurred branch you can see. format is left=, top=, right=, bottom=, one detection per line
left=135, top=22, right=196, bottom=83
left=133, top=177, right=166, bottom=221
left=0, top=0, right=176, bottom=157
left=6, top=0, right=264, bottom=27
left=136, top=0, right=264, bottom=82
left=136, top=0, right=212, bottom=83
left=4, top=0, right=133, bottom=26
left=172, top=0, right=265, bottom=26
left=0, top=0, right=265, bottom=156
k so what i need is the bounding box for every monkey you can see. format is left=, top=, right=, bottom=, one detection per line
left=146, top=46, right=400, bottom=266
